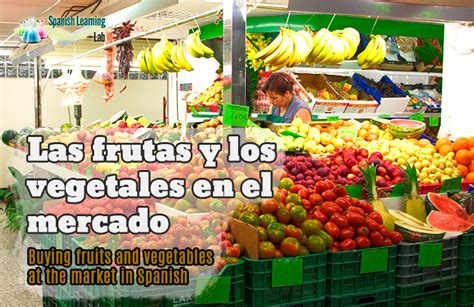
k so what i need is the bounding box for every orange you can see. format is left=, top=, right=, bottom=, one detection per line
left=453, top=137, right=470, bottom=152
left=469, top=137, right=474, bottom=148
left=439, top=144, right=454, bottom=156
left=436, top=137, right=452, bottom=150
left=417, top=139, right=432, bottom=147
left=466, top=172, right=474, bottom=181
left=458, top=165, right=469, bottom=177
left=470, top=147, right=474, bottom=156
left=469, top=162, right=474, bottom=173
left=456, top=149, right=472, bottom=166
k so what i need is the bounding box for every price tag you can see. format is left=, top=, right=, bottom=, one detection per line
left=195, top=277, right=231, bottom=304
left=429, top=117, right=440, bottom=127
left=378, top=114, right=391, bottom=119
left=311, top=114, right=319, bottom=121
left=360, top=248, right=389, bottom=273
left=337, top=126, right=360, bottom=141
left=409, top=112, right=424, bottom=122
left=223, top=103, right=250, bottom=127
left=391, top=183, right=406, bottom=197
left=441, top=177, right=462, bottom=193
left=272, top=258, right=303, bottom=287
left=247, top=120, right=259, bottom=128
left=327, top=116, right=340, bottom=122
left=418, top=243, right=442, bottom=267
left=345, top=185, right=363, bottom=199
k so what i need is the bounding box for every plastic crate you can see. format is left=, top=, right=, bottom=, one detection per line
left=326, top=247, right=396, bottom=296
left=244, top=252, right=326, bottom=306
left=326, top=287, right=395, bottom=307
left=458, top=230, right=474, bottom=258
left=458, top=272, right=474, bottom=287
left=395, top=287, right=456, bottom=307
left=457, top=284, right=474, bottom=306
left=395, top=276, right=456, bottom=298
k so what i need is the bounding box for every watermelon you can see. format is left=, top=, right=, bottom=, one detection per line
left=2, top=129, right=18, bottom=146
left=389, top=209, right=445, bottom=242
left=427, top=211, right=473, bottom=232
left=388, top=119, right=426, bottom=139
left=425, top=192, right=468, bottom=220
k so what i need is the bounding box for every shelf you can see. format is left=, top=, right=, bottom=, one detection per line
left=310, top=113, right=441, bottom=120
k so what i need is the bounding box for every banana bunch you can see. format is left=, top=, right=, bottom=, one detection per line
left=306, top=27, right=361, bottom=65
left=152, top=36, right=180, bottom=73
left=137, top=48, right=161, bottom=75
left=357, top=35, right=386, bottom=69
left=255, top=28, right=313, bottom=71
left=170, top=42, right=193, bottom=72
left=186, top=30, right=214, bottom=58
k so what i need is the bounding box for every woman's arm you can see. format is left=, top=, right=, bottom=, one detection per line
left=294, top=108, right=312, bottom=122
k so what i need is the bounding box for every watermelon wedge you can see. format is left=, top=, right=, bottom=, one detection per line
left=425, top=193, right=468, bottom=220
left=427, top=211, right=473, bottom=232
left=470, top=214, right=474, bottom=224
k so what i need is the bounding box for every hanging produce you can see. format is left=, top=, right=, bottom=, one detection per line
left=113, top=20, right=136, bottom=92
left=93, top=31, right=115, bottom=102
left=185, top=30, right=214, bottom=58
left=62, top=66, right=90, bottom=106
left=53, top=69, right=71, bottom=93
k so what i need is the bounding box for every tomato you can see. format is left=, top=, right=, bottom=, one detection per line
left=309, top=193, right=323, bottom=206
left=315, top=181, right=330, bottom=194
left=260, top=198, right=279, bottom=214
left=305, top=235, right=326, bottom=253
left=330, top=246, right=339, bottom=252
left=280, top=237, right=302, bottom=257
left=273, top=249, right=284, bottom=258
left=286, top=193, right=302, bottom=206
left=330, top=213, right=349, bottom=228
left=346, top=212, right=365, bottom=227
left=369, top=212, right=384, bottom=225
left=322, top=190, right=338, bottom=202
left=369, top=231, right=384, bottom=247
left=298, top=187, right=311, bottom=200
left=335, top=197, right=351, bottom=210
left=291, top=205, right=308, bottom=224
left=285, top=224, right=304, bottom=242
left=313, top=209, right=329, bottom=224
left=347, top=206, right=365, bottom=216
left=382, top=238, right=393, bottom=246
left=301, top=219, right=323, bottom=237
left=290, top=184, right=305, bottom=194
left=365, top=218, right=379, bottom=231
left=256, top=226, right=268, bottom=241
left=324, top=221, right=340, bottom=239
left=332, top=242, right=341, bottom=249
left=326, top=181, right=336, bottom=190
left=320, top=202, right=338, bottom=216
left=258, top=241, right=276, bottom=259
left=279, top=178, right=295, bottom=190
left=358, top=201, right=374, bottom=214
left=355, top=236, right=371, bottom=249
left=378, top=225, right=390, bottom=238
left=301, top=199, right=312, bottom=212
left=299, top=246, right=310, bottom=256
left=340, top=228, right=355, bottom=240
left=357, top=226, right=370, bottom=237
left=275, top=205, right=291, bottom=224
left=340, top=239, right=357, bottom=251
left=274, top=189, right=287, bottom=203
left=388, top=231, right=403, bottom=244
left=334, top=184, right=347, bottom=197
left=267, top=223, right=286, bottom=244
left=225, top=244, right=241, bottom=258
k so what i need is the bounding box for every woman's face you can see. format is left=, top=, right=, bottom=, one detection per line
left=267, top=90, right=291, bottom=108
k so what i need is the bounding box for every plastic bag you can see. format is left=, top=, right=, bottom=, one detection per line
left=53, top=69, right=71, bottom=93
left=61, top=66, right=90, bottom=106
left=93, top=62, right=114, bottom=85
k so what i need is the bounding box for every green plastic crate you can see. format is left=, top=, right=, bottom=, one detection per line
left=326, top=246, right=396, bottom=296
left=458, top=272, right=474, bottom=287
left=395, top=276, right=456, bottom=298
left=457, top=284, right=474, bottom=306
left=395, top=287, right=456, bottom=307
left=326, top=287, right=395, bottom=307
left=244, top=253, right=326, bottom=306
left=458, top=230, right=474, bottom=258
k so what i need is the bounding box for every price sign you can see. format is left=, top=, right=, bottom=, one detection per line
left=441, top=177, right=462, bottom=193
left=327, top=116, right=340, bottom=122
left=345, top=185, right=363, bottom=199
left=429, top=117, right=440, bottom=127
left=409, top=112, right=424, bottom=122
left=272, top=258, right=303, bottom=287
left=361, top=248, right=389, bottom=273
left=337, top=126, right=360, bottom=141
left=195, top=277, right=231, bottom=304
left=247, top=120, right=259, bottom=128
left=418, top=243, right=442, bottom=267
left=391, top=183, right=406, bottom=197
left=223, top=103, right=250, bottom=127
left=311, top=114, right=319, bottom=121
left=378, top=114, right=391, bottom=119
left=179, top=83, right=192, bottom=91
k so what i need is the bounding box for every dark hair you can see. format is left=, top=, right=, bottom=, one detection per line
left=263, top=72, right=293, bottom=96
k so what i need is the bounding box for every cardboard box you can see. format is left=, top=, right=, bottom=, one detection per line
left=375, top=96, right=410, bottom=114
left=345, top=100, right=379, bottom=113
left=229, top=218, right=259, bottom=260
left=296, top=74, right=348, bottom=113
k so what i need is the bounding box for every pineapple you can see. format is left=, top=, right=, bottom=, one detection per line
left=360, top=163, right=395, bottom=231
left=401, top=163, right=427, bottom=222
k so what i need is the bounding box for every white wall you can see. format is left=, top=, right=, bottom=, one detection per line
left=0, top=77, right=168, bottom=187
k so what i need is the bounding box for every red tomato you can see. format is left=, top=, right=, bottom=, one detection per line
left=225, top=244, right=241, bottom=258
left=309, top=193, right=323, bottom=206
left=313, top=209, right=328, bottom=224
left=340, top=239, right=357, bottom=251
left=326, top=181, right=335, bottom=190
left=330, top=213, right=349, bottom=228
left=320, top=202, right=338, bottom=216
left=358, top=201, right=374, bottom=214
left=369, top=231, right=384, bottom=247
left=332, top=242, right=341, bottom=249
left=347, top=206, right=365, bottom=216
left=315, top=181, right=330, bottom=194
left=346, top=212, right=365, bottom=227
left=324, top=221, right=340, bottom=239
left=369, top=212, right=384, bottom=225
left=322, top=190, right=338, bottom=202
left=355, top=236, right=371, bottom=249
left=301, top=199, right=312, bottom=211
left=290, top=184, right=305, bottom=194
left=356, top=226, right=370, bottom=237
left=334, top=184, right=347, bottom=197
left=382, top=238, right=393, bottom=246
left=365, top=218, right=379, bottom=231
left=340, top=228, right=355, bottom=240
left=388, top=232, right=403, bottom=244
left=330, top=246, right=339, bottom=252
left=378, top=225, right=390, bottom=238
left=335, top=197, right=351, bottom=210
left=298, top=188, right=310, bottom=200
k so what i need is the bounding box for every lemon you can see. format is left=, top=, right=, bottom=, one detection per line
left=446, top=161, right=453, bottom=168
left=414, top=162, right=422, bottom=170
left=438, top=163, right=445, bottom=170
left=441, top=175, right=451, bottom=182
left=447, top=152, right=455, bottom=159
left=325, top=144, right=335, bottom=153
left=419, top=172, right=428, bottom=180
left=397, top=158, right=406, bottom=165
left=423, top=178, right=431, bottom=184
left=422, top=167, right=430, bottom=175
left=429, top=165, right=438, bottom=173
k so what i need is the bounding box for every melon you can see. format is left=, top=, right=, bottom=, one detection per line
left=425, top=192, right=468, bottom=220
left=426, top=211, right=473, bottom=232
left=394, top=221, right=445, bottom=242
left=2, top=129, right=18, bottom=146
left=388, top=119, right=426, bottom=139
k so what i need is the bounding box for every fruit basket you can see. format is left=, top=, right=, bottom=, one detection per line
left=243, top=253, right=326, bottom=307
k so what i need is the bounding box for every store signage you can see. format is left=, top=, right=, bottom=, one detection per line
left=345, top=185, right=363, bottom=199
left=441, top=176, right=462, bottom=193
left=272, top=258, right=303, bottom=287
left=223, top=103, right=250, bottom=127
left=409, top=112, right=424, bottom=122
left=337, top=126, right=359, bottom=141
left=93, top=32, right=105, bottom=42
left=360, top=248, right=389, bottom=273
left=429, top=116, right=440, bottom=127
left=391, top=183, right=405, bottom=197
left=180, top=83, right=192, bottom=91
left=418, top=243, right=442, bottom=267
left=327, top=116, right=340, bottom=122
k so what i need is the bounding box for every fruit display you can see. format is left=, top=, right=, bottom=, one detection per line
left=355, top=74, right=406, bottom=98
left=330, top=80, right=370, bottom=101
left=185, top=30, right=214, bottom=59
left=389, top=209, right=445, bottom=242
left=357, top=35, right=387, bottom=69
left=436, top=136, right=474, bottom=180
left=425, top=193, right=473, bottom=232
left=188, top=80, right=223, bottom=107
left=400, top=163, right=427, bottom=222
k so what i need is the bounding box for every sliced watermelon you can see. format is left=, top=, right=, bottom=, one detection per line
left=426, top=211, right=473, bottom=232
left=425, top=192, right=468, bottom=220
left=470, top=214, right=474, bottom=224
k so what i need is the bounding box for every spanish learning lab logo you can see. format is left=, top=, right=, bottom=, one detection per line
left=48, top=16, right=107, bottom=29
left=16, top=17, right=48, bottom=44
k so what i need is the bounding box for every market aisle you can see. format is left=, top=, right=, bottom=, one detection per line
left=0, top=221, right=42, bottom=307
